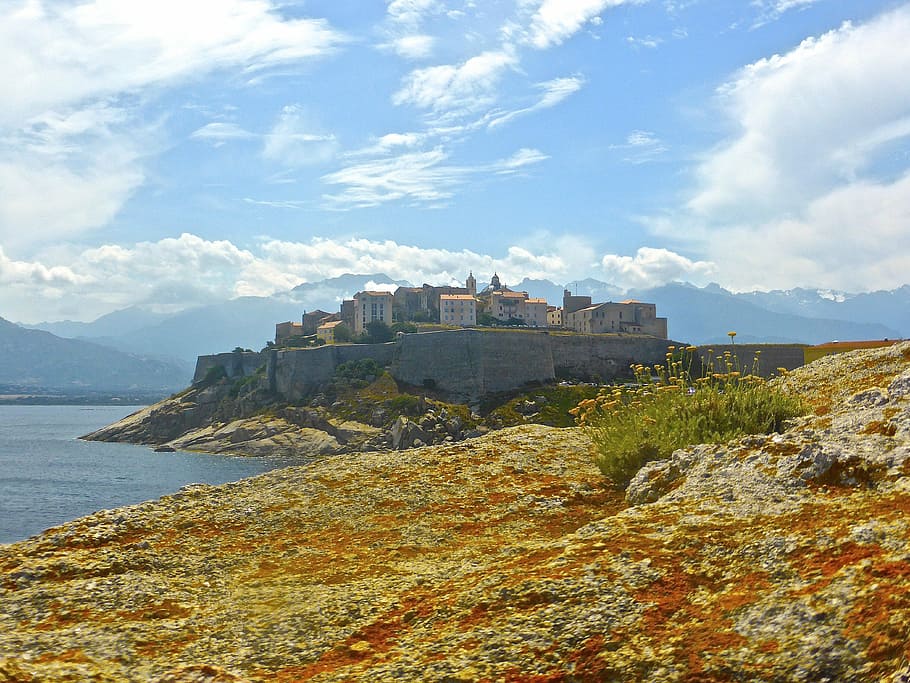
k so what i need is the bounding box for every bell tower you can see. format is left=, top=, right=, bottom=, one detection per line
left=466, top=271, right=476, bottom=295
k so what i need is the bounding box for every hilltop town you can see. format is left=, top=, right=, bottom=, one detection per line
left=275, top=272, right=668, bottom=346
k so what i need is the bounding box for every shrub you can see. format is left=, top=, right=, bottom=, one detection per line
left=334, top=358, right=384, bottom=382
left=573, top=346, right=805, bottom=490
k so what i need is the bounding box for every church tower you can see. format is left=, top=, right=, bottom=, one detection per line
left=466, top=271, right=476, bottom=295
left=491, top=272, right=501, bottom=291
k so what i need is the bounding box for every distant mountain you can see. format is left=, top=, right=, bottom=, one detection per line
left=0, top=317, right=189, bottom=392
left=28, top=306, right=174, bottom=340
left=24, top=276, right=909, bottom=362
left=629, top=283, right=902, bottom=345
left=28, top=274, right=417, bottom=364
left=738, top=285, right=910, bottom=335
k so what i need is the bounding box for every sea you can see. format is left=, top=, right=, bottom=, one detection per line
left=0, top=405, right=314, bottom=545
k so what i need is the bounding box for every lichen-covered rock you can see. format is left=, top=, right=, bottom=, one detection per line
left=3, top=342, right=910, bottom=682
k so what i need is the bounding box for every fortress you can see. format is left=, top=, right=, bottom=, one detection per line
left=194, top=329, right=808, bottom=403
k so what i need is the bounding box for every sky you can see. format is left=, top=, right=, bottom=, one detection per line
left=2, top=0, right=910, bottom=323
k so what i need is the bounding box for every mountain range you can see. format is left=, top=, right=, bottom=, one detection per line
left=0, top=317, right=189, bottom=394
left=18, top=276, right=908, bottom=371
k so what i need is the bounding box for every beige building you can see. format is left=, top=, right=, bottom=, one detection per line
left=547, top=306, right=563, bottom=328
left=316, top=320, right=346, bottom=345
left=565, top=299, right=667, bottom=338
left=275, top=320, right=303, bottom=344
left=353, top=291, right=394, bottom=334
left=488, top=290, right=549, bottom=327
left=525, top=298, right=548, bottom=328
left=440, top=294, right=477, bottom=327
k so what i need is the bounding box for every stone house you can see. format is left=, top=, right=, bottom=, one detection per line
left=565, top=299, right=667, bottom=338
left=353, top=291, right=394, bottom=334
left=440, top=294, right=477, bottom=327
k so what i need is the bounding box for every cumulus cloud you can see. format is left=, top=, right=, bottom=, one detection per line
left=381, top=34, right=436, bottom=59
left=0, top=0, right=345, bottom=249
left=669, top=5, right=910, bottom=292
left=524, top=0, right=640, bottom=50
left=689, top=8, right=910, bottom=223
left=0, top=0, right=345, bottom=128
left=601, top=247, right=715, bottom=289
left=0, top=233, right=612, bottom=323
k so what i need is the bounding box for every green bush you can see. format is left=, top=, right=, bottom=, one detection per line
left=334, top=358, right=384, bottom=382
left=575, top=346, right=805, bottom=490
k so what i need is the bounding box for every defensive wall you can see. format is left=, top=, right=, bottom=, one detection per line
left=192, top=332, right=819, bottom=403
left=194, top=330, right=684, bottom=402
left=696, top=344, right=807, bottom=377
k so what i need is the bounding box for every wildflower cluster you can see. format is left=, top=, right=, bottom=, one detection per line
left=574, top=345, right=804, bottom=490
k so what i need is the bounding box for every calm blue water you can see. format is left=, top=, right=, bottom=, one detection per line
left=0, top=405, right=313, bottom=544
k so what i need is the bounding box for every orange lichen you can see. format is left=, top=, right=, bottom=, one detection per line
left=117, top=598, right=192, bottom=621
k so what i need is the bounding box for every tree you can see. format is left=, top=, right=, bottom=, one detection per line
left=333, top=324, right=353, bottom=343
left=364, top=320, right=394, bottom=344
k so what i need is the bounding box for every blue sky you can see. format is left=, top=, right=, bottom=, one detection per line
left=1, top=0, right=909, bottom=323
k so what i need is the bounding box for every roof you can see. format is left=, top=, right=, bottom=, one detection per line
left=813, top=340, right=900, bottom=350
left=440, top=294, right=476, bottom=301
left=527, top=298, right=548, bottom=304
left=318, top=320, right=345, bottom=329
left=355, top=290, right=395, bottom=298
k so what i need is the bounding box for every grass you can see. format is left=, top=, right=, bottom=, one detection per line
left=573, top=345, right=806, bottom=490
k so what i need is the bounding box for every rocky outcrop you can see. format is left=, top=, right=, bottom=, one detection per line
left=4, top=343, right=910, bottom=681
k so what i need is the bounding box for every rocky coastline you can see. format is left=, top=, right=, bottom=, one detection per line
left=2, top=342, right=910, bottom=681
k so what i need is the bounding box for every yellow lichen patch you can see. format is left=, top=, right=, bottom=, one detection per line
left=116, top=598, right=193, bottom=621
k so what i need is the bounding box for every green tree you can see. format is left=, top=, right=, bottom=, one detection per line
left=364, top=320, right=394, bottom=344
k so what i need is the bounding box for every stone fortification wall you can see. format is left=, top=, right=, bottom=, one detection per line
left=271, top=343, right=397, bottom=399
left=697, top=344, right=806, bottom=377
left=549, top=334, right=679, bottom=382
left=194, top=334, right=806, bottom=404
left=391, top=329, right=555, bottom=400
left=193, top=351, right=264, bottom=383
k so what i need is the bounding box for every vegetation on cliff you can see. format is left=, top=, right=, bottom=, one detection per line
left=575, top=345, right=806, bottom=488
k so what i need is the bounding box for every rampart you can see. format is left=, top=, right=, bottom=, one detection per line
left=192, top=332, right=811, bottom=404
left=696, top=344, right=807, bottom=376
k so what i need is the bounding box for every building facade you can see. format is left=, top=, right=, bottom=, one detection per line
left=316, top=320, right=346, bottom=345
left=440, top=294, right=477, bottom=327
left=565, top=299, right=667, bottom=338
left=353, top=291, right=394, bottom=334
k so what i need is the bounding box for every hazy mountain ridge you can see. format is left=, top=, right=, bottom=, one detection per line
left=0, top=317, right=190, bottom=392
left=23, top=277, right=908, bottom=364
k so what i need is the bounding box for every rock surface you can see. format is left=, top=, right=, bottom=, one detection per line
left=3, top=343, right=910, bottom=681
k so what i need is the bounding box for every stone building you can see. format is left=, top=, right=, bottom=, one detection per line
left=353, top=291, right=394, bottom=334
left=565, top=299, right=667, bottom=338
left=440, top=294, right=477, bottom=327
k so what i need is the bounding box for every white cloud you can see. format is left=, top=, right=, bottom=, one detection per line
left=0, top=233, right=604, bottom=322
left=393, top=50, right=518, bottom=117
left=0, top=0, right=345, bottom=128
left=751, top=0, right=819, bottom=28
left=609, top=130, right=668, bottom=163
left=0, top=0, right=345, bottom=249
left=524, top=0, right=640, bottom=50
left=487, top=75, right=585, bottom=129
left=626, top=34, right=663, bottom=49
left=0, top=103, right=147, bottom=248
left=648, top=5, right=910, bottom=293
left=262, top=105, right=338, bottom=166
left=701, top=171, right=910, bottom=293
left=688, top=9, right=910, bottom=223
left=191, top=122, right=256, bottom=145
left=601, top=247, right=715, bottom=289
left=321, top=146, right=547, bottom=208
left=387, top=0, right=440, bottom=27
left=382, top=34, right=437, bottom=59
